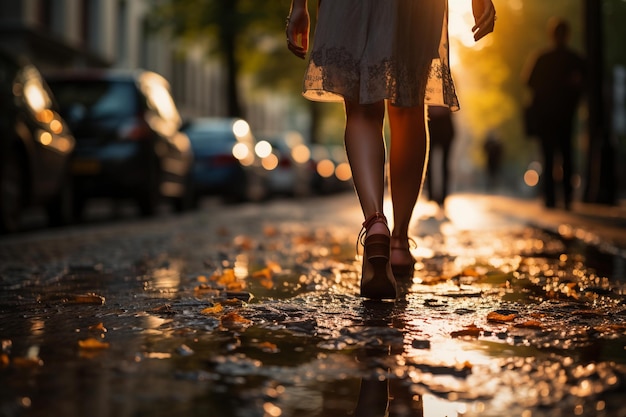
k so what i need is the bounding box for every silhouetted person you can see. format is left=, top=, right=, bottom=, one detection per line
left=425, top=105, right=455, bottom=206
left=524, top=18, right=585, bottom=209
left=483, top=130, right=503, bottom=191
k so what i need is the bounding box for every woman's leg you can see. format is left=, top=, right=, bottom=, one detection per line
left=344, top=99, right=396, bottom=299
left=344, top=99, right=387, bottom=235
left=387, top=104, right=428, bottom=254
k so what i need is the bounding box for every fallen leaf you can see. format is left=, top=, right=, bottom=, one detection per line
left=151, top=304, right=176, bottom=315
left=263, top=225, right=278, bottom=237
left=220, top=312, right=252, bottom=329
left=487, top=311, right=517, bottom=323
left=260, top=279, right=274, bottom=290
left=12, top=356, right=43, bottom=368
left=194, top=284, right=220, bottom=297
left=266, top=260, right=282, bottom=273
left=69, top=293, right=105, bottom=305
left=88, top=322, right=107, bottom=332
left=201, top=303, right=223, bottom=315
left=197, top=275, right=208, bottom=283
left=514, top=320, right=543, bottom=329
left=234, top=235, right=254, bottom=250
left=572, top=309, right=605, bottom=317
left=451, top=324, right=483, bottom=338
left=256, top=341, right=279, bottom=353
left=78, top=338, right=110, bottom=350
left=252, top=268, right=272, bottom=280
left=461, top=267, right=481, bottom=278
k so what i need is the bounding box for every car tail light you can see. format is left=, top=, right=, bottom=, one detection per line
left=120, top=115, right=152, bottom=140
left=279, top=157, right=292, bottom=168
left=211, top=154, right=238, bottom=167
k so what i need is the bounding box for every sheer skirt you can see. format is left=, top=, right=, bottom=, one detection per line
left=303, top=0, right=459, bottom=110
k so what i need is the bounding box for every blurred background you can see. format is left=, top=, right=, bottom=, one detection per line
left=0, top=0, right=624, bottom=232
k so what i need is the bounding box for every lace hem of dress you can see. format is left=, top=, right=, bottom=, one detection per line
left=303, top=46, right=459, bottom=110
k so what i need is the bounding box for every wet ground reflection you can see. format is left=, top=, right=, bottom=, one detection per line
left=1, top=195, right=625, bottom=417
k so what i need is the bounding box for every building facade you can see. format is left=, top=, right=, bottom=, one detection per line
left=0, top=0, right=289, bottom=131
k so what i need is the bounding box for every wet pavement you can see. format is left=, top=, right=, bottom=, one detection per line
left=1, top=192, right=625, bottom=417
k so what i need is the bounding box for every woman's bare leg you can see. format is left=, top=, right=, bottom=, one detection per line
left=344, top=99, right=396, bottom=299
left=387, top=104, right=428, bottom=262
left=344, top=100, right=387, bottom=235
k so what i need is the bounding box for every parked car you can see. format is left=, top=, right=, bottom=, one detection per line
left=182, top=117, right=267, bottom=203
left=0, top=49, right=76, bottom=233
left=310, top=144, right=353, bottom=194
left=257, top=130, right=315, bottom=197
left=45, top=69, right=194, bottom=218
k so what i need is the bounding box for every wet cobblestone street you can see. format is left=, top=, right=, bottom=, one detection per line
left=1, top=193, right=625, bottom=417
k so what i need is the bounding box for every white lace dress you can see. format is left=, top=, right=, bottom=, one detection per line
left=303, top=0, right=458, bottom=110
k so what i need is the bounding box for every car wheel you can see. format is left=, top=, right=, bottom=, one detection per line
left=172, top=174, right=196, bottom=213
left=46, top=173, right=74, bottom=227
left=137, top=163, right=161, bottom=217
left=0, top=146, right=25, bottom=233
left=223, top=171, right=249, bottom=204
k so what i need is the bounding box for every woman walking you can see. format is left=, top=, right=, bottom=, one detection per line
left=286, top=0, right=496, bottom=300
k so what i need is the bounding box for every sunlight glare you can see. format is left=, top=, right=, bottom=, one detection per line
left=448, top=0, right=475, bottom=47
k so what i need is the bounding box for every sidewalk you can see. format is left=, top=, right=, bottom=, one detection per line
left=474, top=193, right=626, bottom=254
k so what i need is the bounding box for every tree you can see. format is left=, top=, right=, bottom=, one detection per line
left=148, top=0, right=292, bottom=118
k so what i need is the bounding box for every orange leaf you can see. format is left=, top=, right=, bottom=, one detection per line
left=193, top=284, right=220, bottom=297
left=260, top=279, right=274, bottom=290
left=220, top=312, right=252, bottom=329
left=201, top=303, right=223, bottom=315
left=257, top=341, right=279, bottom=353
left=451, top=324, right=483, bottom=338
left=487, top=311, right=517, bottom=323
left=78, top=338, right=110, bottom=350
left=263, top=225, right=278, bottom=237
left=515, top=320, right=543, bottom=329
left=252, top=268, right=272, bottom=280
left=12, top=356, right=43, bottom=368
left=88, top=322, right=107, bottom=332
left=266, top=260, right=282, bottom=273
left=70, top=293, right=105, bottom=305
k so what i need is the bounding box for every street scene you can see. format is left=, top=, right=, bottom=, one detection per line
left=1, top=0, right=626, bottom=416
left=1, top=192, right=625, bottom=417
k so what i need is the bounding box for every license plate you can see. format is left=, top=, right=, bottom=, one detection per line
left=71, top=159, right=101, bottom=175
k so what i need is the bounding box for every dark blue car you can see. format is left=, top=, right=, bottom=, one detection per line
left=182, top=117, right=266, bottom=203
left=45, top=69, right=194, bottom=218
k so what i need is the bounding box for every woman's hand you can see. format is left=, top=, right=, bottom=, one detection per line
left=286, top=1, right=310, bottom=59
left=472, top=0, right=496, bottom=41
